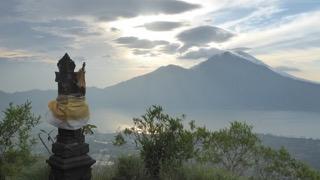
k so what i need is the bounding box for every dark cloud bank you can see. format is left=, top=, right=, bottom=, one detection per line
left=115, top=36, right=169, bottom=49
left=137, top=21, right=187, bottom=31
left=177, top=25, right=234, bottom=51
left=16, top=0, right=200, bottom=21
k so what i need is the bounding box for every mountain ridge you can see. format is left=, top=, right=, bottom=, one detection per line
left=1, top=51, right=320, bottom=112
left=95, top=51, right=320, bottom=111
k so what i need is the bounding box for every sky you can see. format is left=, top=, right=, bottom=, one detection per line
left=0, top=0, right=319, bottom=92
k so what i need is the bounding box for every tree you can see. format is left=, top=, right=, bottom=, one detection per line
left=114, top=105, right=195, bottom=179
left=198, top=121, right=260, bottom=175
left=0, top=101, right=41, bottom=178
left=113, top=107, right=320, bottom=179
left=196, top=121, right=320, bottom=179
left=254, top=146, right=320, bottom=180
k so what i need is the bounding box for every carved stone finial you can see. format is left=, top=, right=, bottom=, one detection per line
left=57, top=53, right=76, bottom=73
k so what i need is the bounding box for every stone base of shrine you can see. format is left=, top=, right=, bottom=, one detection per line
left=47, top=128, right=96, bottom=180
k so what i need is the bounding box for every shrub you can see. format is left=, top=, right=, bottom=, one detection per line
left=93, top=155, right=148, bottom=180
left=113, top=155, right=147, bottom=180
left=114, top=105, right=196, bottom=179
left=0, top=101, right=41, bottom=178
left=93, top=155, right=245, bottom=180
left=162, top=163, right=247, bottom=180
left=19, top=157, right=50, bottom=180
left=109, top=107, right=320, bottom=179
left=197, top=121, right=260, bottom=175
left=254, top=146, right=320, bottom=180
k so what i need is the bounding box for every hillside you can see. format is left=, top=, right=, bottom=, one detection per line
left=1, top=51, right=320, bottom=112
left=96, top=51, right=320, bottom=111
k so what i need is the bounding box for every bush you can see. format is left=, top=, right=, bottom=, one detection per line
left=113, top=155, right=148, bottom=180
left=112, top=107, right=320, bottom=179
left=0, top=101, right=41, bottom=178
left=114, top=106, right=196, bottom=179
left=197, top=121, right=260, bottom=175
left=93, top=155, right=244, bottom=180
left=196, top=121, right=320, bottom=179
left=93, top=164, right=115, bottom=180
left=162, top=163, right=246, bottom=180
left=18, top=157, right=50, bottom=180
left=93, top=155, right=149, bottom=180
left=254, top=146, right=320, bottom=180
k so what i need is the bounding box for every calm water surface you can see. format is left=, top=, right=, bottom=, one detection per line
left=90, top=108, right=320, bottom=139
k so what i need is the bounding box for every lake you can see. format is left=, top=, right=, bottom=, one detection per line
left=90, top=108, right=320, bottom=139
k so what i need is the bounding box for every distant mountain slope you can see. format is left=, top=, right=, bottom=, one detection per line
left=96, top=51, right=320, bottom=111
left=1, top=51, right=320, bottom=112
left=0, top=89, right=55, bottom=113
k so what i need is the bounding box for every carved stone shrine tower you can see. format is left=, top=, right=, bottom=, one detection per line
left=47, top=53, right=95, bottom=180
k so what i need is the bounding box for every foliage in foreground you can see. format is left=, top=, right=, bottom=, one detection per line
left=1, top=103, right=319, bottom=180
left=93, top=155, right=244, bottom=180
left=114, top=105, right=196, bottom=178
left=18, top=153, right=320, bottom=180
left=0, top=101, right=41, bottom=179
left=197, top=121, right=320, bottom=179
left=197, top=121, right=259, bottom=175
left=15, top=156, right=50, bottom=180
left=93, top=155, right=147, bottom=180
left=114, top=105, right=320, bottom=180
left=255, top=146, right=320, bottom=180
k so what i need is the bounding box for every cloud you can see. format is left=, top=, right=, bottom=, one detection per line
left=0, top=21, right=77, bottom=52
left=179, top=47, right=224, bottom=59
left=224, top=11, right=320, bottom=52
left=0, top=48, right=55, bottom=63
left=137, top=21, right=187, bottom=31
left=159, top=43, right=181, bottom=54
left=132, top=49, right=159, bottom=57
left=1, top=0, right=320, bottom=91
left=0, top=1, right=20, bottom=21
left=275, top=66, right=301, bottom=72
left=0, top=48, right=34, bottom=59
left=228, top=47, right=251, bottom=51
left=176, top=25, right=234, bottom=51
left=137, top=65, right=153, bottom=69
left=255, top=47, right=320, bottom=65
left=32, top=25, right=101, bottom=39
left=16, top=0, right=200, bottom=22
left=217, top=5, right=283, bottom=31
left=110, top=27, right=120, bottom=32
left=115, top=36, right=169, bottom=49
left=132, top=49, right=151, bottom=55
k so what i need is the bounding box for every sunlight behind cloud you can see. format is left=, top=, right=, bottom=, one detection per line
left=0, top=0, right=319, bottom=92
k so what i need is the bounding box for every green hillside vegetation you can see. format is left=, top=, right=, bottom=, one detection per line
left=0, top=102, right=41, bottom=180
left=1, top=103, right=320, bottom=179
left=260, top=134, right=320, bottom=169
left=112, top=105, right=320, bottom=180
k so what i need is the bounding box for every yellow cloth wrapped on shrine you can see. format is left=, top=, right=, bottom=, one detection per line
left=48, top=95, right=89, bottom=121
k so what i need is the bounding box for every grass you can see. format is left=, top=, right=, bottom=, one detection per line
left=4, top=155, right=244, bottom=180
left=3, top=156, right=50, bottom=180
left=93, top=155, right=244, bottom=180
